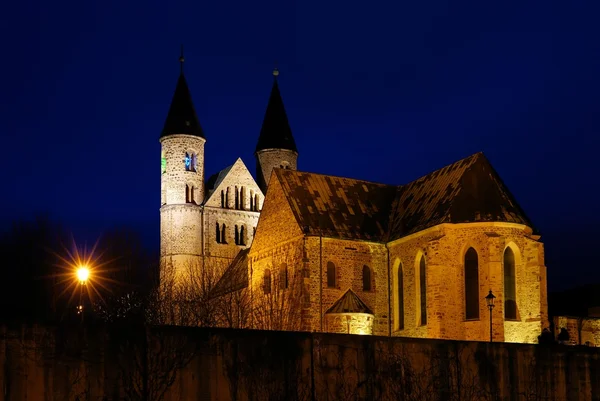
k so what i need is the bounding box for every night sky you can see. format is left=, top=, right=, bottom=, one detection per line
left=2, top=1, right=599, bottom=291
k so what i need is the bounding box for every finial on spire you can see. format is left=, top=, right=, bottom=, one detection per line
left=179, top=45, right=185, bottom=74
left=273, top=60, right=279, bottom=78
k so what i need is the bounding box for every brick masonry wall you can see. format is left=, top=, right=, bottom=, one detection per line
left=554, top=316, right=600, bottom=346
left=2, top=324, right=600, bottom=401
left=255, top=149, right=298, bottom=193
left=388, top=222, right=547, bottom=343
left=248, top=173, right=548, bottom=343
left=160, top=135, right=206, bottom=206
left=325, top=313, right=374, bottom=335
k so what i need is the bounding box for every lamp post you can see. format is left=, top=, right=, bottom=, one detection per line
left=76, top=266, right=90, bottom=322
left=485, top=289, right=496, bottom=343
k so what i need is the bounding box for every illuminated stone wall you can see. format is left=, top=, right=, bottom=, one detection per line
left=325, top=313, right=374, bottom=335
left=255, top=148, right=298, bottom=192
left=554, top=316, right=600, bottom=346
left=387, top=222, right=547, bottom=344
left=1, top=325, right=599, bottom=401
left=249, top=172, right=548, bottom=343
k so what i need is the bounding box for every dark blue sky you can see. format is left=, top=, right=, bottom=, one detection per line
left=1, top=1, right=598, bottom=291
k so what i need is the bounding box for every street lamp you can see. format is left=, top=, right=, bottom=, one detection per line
left=76, top=266, right=90, bottom=322
left=485, top=289, right=496, bottom=343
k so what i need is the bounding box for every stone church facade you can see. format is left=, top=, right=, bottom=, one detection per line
left=159, top=59, right=548, bottom=344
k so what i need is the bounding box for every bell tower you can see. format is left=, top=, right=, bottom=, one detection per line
left=159, top=50, right=205, bottom=283
left=255, top=68, right=298, bottom=194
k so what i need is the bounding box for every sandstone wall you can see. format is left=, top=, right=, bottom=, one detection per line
left=255, top=149, right=298, bottom=193
left=0, top=324, right=598, bottom=401
left=387, top=222, right=547, bottom=344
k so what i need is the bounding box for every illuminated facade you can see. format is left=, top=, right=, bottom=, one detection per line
left=159, top=59, right=547, bottom=343
left=159, top=61, right=296, bottom=285
left=246, top=155, right=548, bottom=343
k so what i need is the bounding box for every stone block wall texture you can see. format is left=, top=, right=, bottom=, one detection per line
left=1, top=324, right=599, bottom=401
left=250, top=199, right=547, bottom=343
left=255, top=149, right=298, bottom=192
left=160, top=135, right=206, bottom=206
left=554, top=316, right=600, bottom=346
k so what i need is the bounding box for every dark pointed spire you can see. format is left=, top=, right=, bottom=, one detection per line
left=255, top=68, right=297, bottom=153
left=160, top=49, right=205, bottom=139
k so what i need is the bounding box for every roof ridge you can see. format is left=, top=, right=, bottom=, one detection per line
left=275, top=168, right=397, bottom=189
left=405, top=152, right=483, bottom=185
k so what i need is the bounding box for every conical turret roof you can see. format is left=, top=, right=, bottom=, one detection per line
left=255, top=72, right=297, bottom=153
left=160, top=73, right=205, bottom=139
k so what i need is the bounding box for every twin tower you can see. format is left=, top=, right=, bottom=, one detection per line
left=159, top=58, right=298, bottom=278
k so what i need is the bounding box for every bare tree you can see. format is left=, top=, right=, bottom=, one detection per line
left=252, top=247, right=305, bottom=332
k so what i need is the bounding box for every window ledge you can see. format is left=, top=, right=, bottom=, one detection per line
left=464, top=318, right=480, bottom=322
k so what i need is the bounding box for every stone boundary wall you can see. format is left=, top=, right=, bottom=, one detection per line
left=0, top=323, right=598, bottom=401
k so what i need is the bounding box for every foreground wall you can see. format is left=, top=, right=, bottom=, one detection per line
left=0, top=323, right=598, bottom=401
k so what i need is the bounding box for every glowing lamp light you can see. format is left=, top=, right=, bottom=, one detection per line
left=76, top=266, right=90, bottom=284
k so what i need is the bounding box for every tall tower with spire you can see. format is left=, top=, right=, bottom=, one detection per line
left=255, top=68, right=298, bottom=193
left=159, top=50, right=206, bottom=280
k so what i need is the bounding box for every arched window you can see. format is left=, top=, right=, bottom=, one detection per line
left=397, top=263, right=404, bottom=330
left=504, top=247, right=517, bottom=319
left=280, top=263, right=288, bottom=290
left=250, top=191, right=254, bottom=211
left=221, top=190, right=225, bottom=208
left=235, top=186, right=239, bottom=210
left=327, top=262, right=336, bottom=288
left=234, top=225, right=239, bottom=245
left=190, top=185, right=195, bottom=203
left=419, top=255, right=427, bottom=326
left=215, top=223, right=221, bottom=243
left=263, top=270, right=272, bottom=294
left=362, top=265, right=372, bottom=291
left=464, top=247, right=479, bottom=320
left=254, top=194, right=259, bottom=211
left=240, top=226, right=245, bottom=246
left=185, top=184, right=190, bottom=203
left=240, top=187, right=245, bottom=210
left=221, top=224, right=227, bottom=244
left=226, top=188, right=230, bottom=208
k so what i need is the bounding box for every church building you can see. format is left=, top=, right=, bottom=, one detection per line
left=159, top=56, right=548, bottom=344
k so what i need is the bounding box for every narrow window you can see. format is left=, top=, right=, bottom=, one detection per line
left=191, top=153, right=197, bottom=172
left=240, top=187, right=245, bottom=210
left=419, top=255, right=427, bottom=325
left=185, top=184, right=190, bottom=203
left=504, top=247, right=517, bottom=319
left=221, top=190, right=225, bottom=208
left=254, top=194, right=259, bottom=211
left=235, top=186, right=239, bottom=210
left=216, top=223, right=221, bottom=243
left=263, top=270, right=272, bottom=294
left=185, top=152, right=191, bottom=171
left=240, top=225, right=245, bottom=246
left=327, top=262, right=336, bottom=288
left=226, top=188, right=230, bottom=208
left=465, top=247, right=479, bottom=320
left=250, top=191, right=254, bottom=211
left=190, top=185, right=195, bottom=203
left=234, top=225, right=239, bottom=245
left=397, top=263, right=404, bottom=330
left=362, top=265, right=371, bottom=291
left=221, top=224, right=227, bottom=244
left=280, top=263, right=288, bottom=290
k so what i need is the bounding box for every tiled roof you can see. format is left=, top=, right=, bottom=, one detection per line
left=255, top=79, right=297, bottom=153
left=161, top=73, right=205, bottom=139
left=387, top=152, right=535, bottom=240
left=209, top=249, right=249, bottom=299
left=326, top=289, right=373, bottom=314
left=274, top=169, right=398, bottom=241
left=274, top=152, right=535, bottom=243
